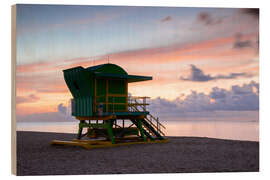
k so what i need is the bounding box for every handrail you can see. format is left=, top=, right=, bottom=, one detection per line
left=96, top=94, right=127, bottom=98
left=94, top=102, right=149, bottom=106
left=145, top=117, right=165, bottom=136
left=148, top=113, right=166, bottom=129
left=130, top=105, right=165, bottom=136
left=72, top=94, right=166, bottom=136
left=129, top=99, right=165, bottom=136
left=128, top=96, right=150, bottom=99
left=95, top=95, right=151, bottom=112
left=135, top=99, right=165, bottom=130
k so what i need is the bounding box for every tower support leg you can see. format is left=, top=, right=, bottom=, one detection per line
left=77, top=121, right=84, bottom=140
left=137, top=119, right=146, bottom=142
left=106, top=119, right=115, bottom=144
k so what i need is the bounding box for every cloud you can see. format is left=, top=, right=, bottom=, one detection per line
left=209, top=87, right=227, bottom=99
left=233, top=41, right=252, bottom=49
left=16, top=94, right=40, bottom=104
left=241, top=8, right=259, bottom=19
left=233, top=33, right=253, bottom=49
left=58, top=103, right=67, bottom=114
left=215, top=72, right=252, bottom=79
left=180, top=64, right=252, bottom=82
left=180, top=64, right=212, bottom=82
left=160, top=16, right=172, bottom=22
left=16, top=70, right=68, bottom=94
left=148, top=81, right=259, bottom=119
left=17, top=82, right=259, bottom=122
left=17, top=102, right=75, bottom=122
left=16, top=111, right=75, bottom=122
left=256, top=38, right=259, bottom=53
left=197, top=12, right=223, bottom=26
left=16, top=32, right=257, bottom=76
left=17, top=61, right=56, bottom=73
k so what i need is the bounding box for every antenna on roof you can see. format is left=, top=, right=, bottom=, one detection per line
left=107, top=55, right=110, bottom=64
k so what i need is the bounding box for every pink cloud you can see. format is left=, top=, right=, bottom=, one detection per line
left=17, top=61, right=57, bottom=73
left=15, top=32, right=259, bottom=116
left=17, top=32, right=258, bottom=75
left=17, top=94, right=40, bottom=104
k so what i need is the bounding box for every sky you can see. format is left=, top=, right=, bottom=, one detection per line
left=15, top=4, right=259, bottom=122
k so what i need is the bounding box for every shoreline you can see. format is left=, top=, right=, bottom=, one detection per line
left=16, top=130, right=259, bottom=142
left=16, top=131, right=259, bottom=175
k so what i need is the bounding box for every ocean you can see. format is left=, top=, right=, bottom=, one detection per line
left=16, top=120, right=259, bottom=142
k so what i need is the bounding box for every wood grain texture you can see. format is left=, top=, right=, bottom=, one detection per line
left=11, top=4, right=17, bottom=175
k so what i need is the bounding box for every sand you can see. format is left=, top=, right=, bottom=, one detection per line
left=16, top=131, right=259, bottom=175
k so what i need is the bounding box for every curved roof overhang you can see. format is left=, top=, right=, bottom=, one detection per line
left=94, top=72, right=152, bottom=83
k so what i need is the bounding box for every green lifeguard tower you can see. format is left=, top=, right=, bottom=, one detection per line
left=51, top=63, right=166, bottom=149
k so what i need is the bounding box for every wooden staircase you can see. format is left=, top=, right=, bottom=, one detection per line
left=128, top=96, right=166, bottom=139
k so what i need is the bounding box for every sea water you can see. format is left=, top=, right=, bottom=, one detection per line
left=16, top=120, right=259, bottom=142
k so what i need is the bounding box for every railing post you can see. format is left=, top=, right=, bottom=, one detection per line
left=157, top=117, right=159, bottom=132
left=128, top=96, right=130, bottom=112
left=143, top=97, right=146, bottom=112
left=113, top=96, right=114, bottom=113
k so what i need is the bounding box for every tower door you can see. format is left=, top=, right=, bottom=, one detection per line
left=95, top=78, right=127, bottom=113
left=108, top=79, right=127, bottom=112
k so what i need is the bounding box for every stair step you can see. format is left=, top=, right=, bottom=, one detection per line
left=129, top=100, right=166, bottom=137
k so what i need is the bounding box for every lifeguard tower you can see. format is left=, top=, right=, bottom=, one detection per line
left=51, top=63, right=167, bottom=149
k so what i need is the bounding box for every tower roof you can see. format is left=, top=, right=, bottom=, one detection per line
left=86, top=63, right=152, bottom=83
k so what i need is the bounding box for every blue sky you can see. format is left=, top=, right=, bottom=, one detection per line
left=16, top=5, right=243, bottom=64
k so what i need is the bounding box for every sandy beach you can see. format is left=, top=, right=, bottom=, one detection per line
left=16, top=131, right=259, bottom=175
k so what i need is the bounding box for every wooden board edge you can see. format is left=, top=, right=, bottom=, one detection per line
left=11, top=4, right=17, bottom=176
